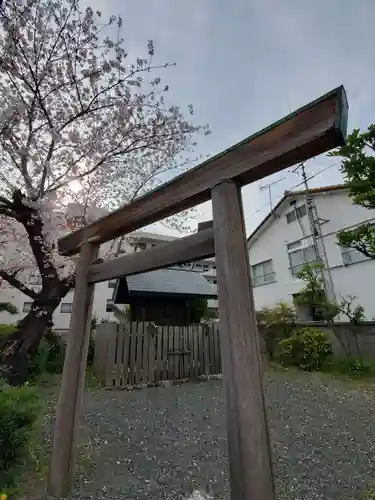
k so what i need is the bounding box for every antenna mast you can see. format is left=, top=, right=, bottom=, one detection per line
left=260, top=177, right=286, bottom=215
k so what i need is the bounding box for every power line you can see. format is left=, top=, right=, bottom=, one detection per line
left=250, top=160, right=341, bottom=217
left=289, top=161, right=341, bottom=191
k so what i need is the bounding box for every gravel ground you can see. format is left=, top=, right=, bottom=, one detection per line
left=51, top=371, right=375, bottom=500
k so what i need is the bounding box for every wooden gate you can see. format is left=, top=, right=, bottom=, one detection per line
left=93, top=321, right=221, bottom=387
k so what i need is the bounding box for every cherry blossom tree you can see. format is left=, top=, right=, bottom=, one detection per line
left=0, top=0, right=209, bottom=384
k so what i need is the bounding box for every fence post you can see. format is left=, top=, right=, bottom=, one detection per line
left=212, top=180, right=275, bottom=500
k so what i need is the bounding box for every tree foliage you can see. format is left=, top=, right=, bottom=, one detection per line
left=256, top=302, right=296, bottom=332
left=0, top=0, right=208, bottom=383
left=0, top=303, right=18, bottom=315
left=187, top=297, right=208, bottom=324
left=256, top=302, right=296, bottom=359
left=295, top=263, right=339, bottom=322
left=339, top=295, right=365, bottom=325
left=330, top=125, right=375, bottom=258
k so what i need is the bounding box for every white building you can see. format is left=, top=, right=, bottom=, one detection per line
left=248, top=185, right=375, bottom=320
left=0, top=229, right=218, bottom=330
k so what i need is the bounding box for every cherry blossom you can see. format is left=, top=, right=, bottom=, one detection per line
left=0, top=0, right=208, bottom=380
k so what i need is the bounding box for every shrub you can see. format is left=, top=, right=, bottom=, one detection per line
left=256, top=302, right=296, bottom=359
left=44, top=328, right=65, bottom=374
left=28, top=340, right=50, bottom=379
left=279, top=327, right=332, bottom=371
left=0, top=303, right=18, bottom=315
left=0, top=325, right=17, bottom=344
left=87, top=333, right=95, bottom=366
left=26, top=328, right=66, bottom=379
left=343, top=359, right=370, bottom=375
left=0, top=381, right=40, bottom=490
left=86, top=317, right=98, bottom=367
left=29, top=328, right=67, bottom=379
left=331, top=358, right=371, bottom=376
left=187, top=297, right=208, bottom=323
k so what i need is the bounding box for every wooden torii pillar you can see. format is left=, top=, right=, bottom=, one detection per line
left=48, top=86, right=348, bottom=499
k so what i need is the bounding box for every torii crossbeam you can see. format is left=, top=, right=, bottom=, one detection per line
left=48, top=86, right=348, bottom=499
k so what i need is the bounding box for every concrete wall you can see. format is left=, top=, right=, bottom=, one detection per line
left=299, top=322, right=375, bottom=360
left=249, top=190, right=375, bottom=320
left=258, top=322, right=375, bottom=360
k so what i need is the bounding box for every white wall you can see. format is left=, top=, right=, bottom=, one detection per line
left=249, top=190, right=375, bottom=320
left=0, top=280, right=117, bottom=328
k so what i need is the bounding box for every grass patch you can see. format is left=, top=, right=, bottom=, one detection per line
left=326, top=358, right=375, bottom=379
left=4, top=369, right=101, bottom=499
left=265, top=356, right=375, bottom=389
left=14, top=385, right=58, bottom=500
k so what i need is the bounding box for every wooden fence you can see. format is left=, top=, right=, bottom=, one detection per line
left=93, top=321, right=222, bottom=387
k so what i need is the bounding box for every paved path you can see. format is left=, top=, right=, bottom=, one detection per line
left=56, top=371, right=375, bottom=499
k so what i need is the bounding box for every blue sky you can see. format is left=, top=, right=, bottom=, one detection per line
left=94, top=0, right=375, bottom=236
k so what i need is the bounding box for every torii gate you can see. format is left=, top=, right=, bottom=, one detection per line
left=47, top=86, right=348, bottom=499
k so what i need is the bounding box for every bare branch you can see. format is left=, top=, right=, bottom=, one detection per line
left=0, top=269, right=38, bottom=299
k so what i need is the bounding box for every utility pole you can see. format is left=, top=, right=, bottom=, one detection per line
left=298, top=163, right=336, bottom=302
left=260, top=177, right=286, bottom=215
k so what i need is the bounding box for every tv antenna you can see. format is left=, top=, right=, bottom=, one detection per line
left=260, top=177, right=286, bottom=214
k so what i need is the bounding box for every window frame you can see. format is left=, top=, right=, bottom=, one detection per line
left=251, top=259, right=276, bottom=286
left=287, top=239, right=317, bottom=276
left=135, top=242, right=147, bottom=251
left=286, top=204, right=307, bottom=224
left=341, top=246, right=369, bottom=266
left=108, top=279, right=117, bottom=288
left=23, top=302, right=32, bottom=313
left=106, top=298, right=114, bottom=312
left=60, top=302, right=73, bottom=313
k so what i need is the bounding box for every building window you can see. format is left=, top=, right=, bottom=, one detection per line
left=286, top=204, right=307, bottom=224
left=288, top=243, right=317, bottom=276
left=202, top=263, right=210, bottom=271
left=23, top=302, right=32, bottom=313
left=61, top=303, right=73, bottom=313
left=135, top=242, right=146, bottom=252
left=341, top=247, right=369, bottom=266
left=106, top=299, right=113, bottom=312
left=108, top=279, right=117, bottom=288
left=251, top=259, right=275, bottom=286
left=286, top=240, right=302, bottom=251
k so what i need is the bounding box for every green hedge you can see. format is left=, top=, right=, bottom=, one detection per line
left=279, top=327, right=333, bottom=371
left=0, top=381, right=40, bottom=492
left=0, top=325, right=65, bottom=379
left=0, top=324, right=94, bottom=380
left=0, top=324, right=17, bottom=341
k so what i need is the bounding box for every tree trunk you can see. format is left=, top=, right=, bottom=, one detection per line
left=0, top=284, right=69, bottom=386
left=0, top=190, right=74, bottom=385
